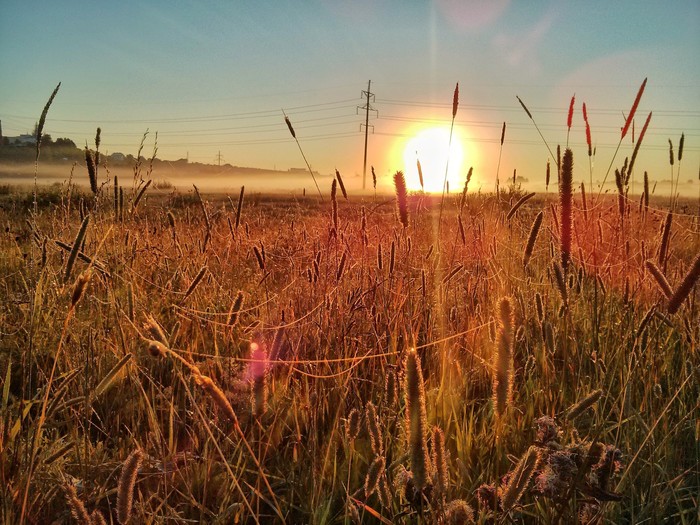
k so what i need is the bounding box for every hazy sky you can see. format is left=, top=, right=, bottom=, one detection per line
left=1, top=1, right=699, bottom=193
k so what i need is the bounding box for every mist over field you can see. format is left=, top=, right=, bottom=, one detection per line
left=0, top=160, right=695, bottom=197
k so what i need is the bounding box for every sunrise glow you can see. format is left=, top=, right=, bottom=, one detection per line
left=401, top=127, right=467, bottom=193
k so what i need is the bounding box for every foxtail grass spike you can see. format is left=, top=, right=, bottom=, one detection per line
left=621, top=78, right=647, bottom=140
left=64, top=483, right=91, bottom=525
left=365, top=401, right=383, bottom=455
left=516, top=96, right=532, bottom=120
left=36, top=82, right=61, bottom=161
left=567, top=94, right=575, bottom=130
left=668, top=253, right=700, bottom=314
left=583, top=102, right=592, bottom=157
left=560, top=149, right=573, bottom=271
left=452, top=82, right=459, bottom=119
left=493, top=297, right=514, bottom=418
left=523, top=211, right=543, bottom=268
left=117, top=449, right=144, bottom=524
left=85, top=146, right=97, bottom=194
left=628, top=112, right=652, bottom=179
left=283, top=111, right=323, bottom=201
left=565, top=389, right=603, bottom=421
left=335, top=169, right=348, bottom=200
left=501, top=446, right=540, bottom=512
left=506, top=192, right=535, bottom=221
left=64, top=215, right=90, bottom=283
left=394, top=171, right=409, bottom=228
left=404, top=348, right=430, bottom=490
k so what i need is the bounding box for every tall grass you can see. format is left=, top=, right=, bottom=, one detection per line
left=0, top=81, right=697, bottom=524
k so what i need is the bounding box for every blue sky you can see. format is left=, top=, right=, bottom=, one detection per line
left=1, top=1, right=698, bottom=193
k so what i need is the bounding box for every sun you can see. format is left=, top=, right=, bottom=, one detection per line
left=402, top=127, right=465, bottom=193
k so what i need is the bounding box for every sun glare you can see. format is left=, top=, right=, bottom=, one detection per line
left=402, top=127, right=465, bottom=193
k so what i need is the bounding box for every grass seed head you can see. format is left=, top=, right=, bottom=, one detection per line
left=117, top=448, right=144, bottom=524
left=404, top=348, right=430, bottom=490
left=493, top=297, right=515, bottom=418
left=394, top=170, right=409, bottom=228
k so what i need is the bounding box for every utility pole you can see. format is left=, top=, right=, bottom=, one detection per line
left=358, top=80, right=377, bottom=190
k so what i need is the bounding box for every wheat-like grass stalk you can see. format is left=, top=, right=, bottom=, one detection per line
left=336, top=249, right=348, bottom=281
left=493, top=297, right=514, bottom=419
left=364, top=456, right=386, bottom=498
left=627, top=112, right=652, bottom=181
left=253, top=246, right=265, bottom=271
left=91, top=510, right=107, bottom=525
left=389, top=240, right=396, bottom=275
left=394, top=171, right=409, bottom=228
left=331, top=178, right=338, bottom=231
left=565, top=388, right=603, bottom=421
left=535, top=293, right=544, bottom=324
left=85, top=145, right=98, bottom=195
left=70, top=270, right=91, bottom=309
left=117, top=448, right=143, bottom=524
left=432, top=426, right=448, bottom=498
left=506, top=192, right=535, bottom=222
left=384, top=368, right=398, bottom=407
left=114, top=175, right=119, bottom=218
left=501, top=445, right=540, bottom=512
left=346, top=408, right=362, bottom=441
left=645, top=260, right=673, bottom=299
left=35, top=82, right=61, bottom=162
left=182, top=265, right=207, bottom=302
left=560, top=148, right=573, bottom=271
left=64, top=215, right=90, bottom=283
left=131, top=179, right=151, bottom=213
left=582, top=101, right=593, bottom=192
left=516, top=95, right=556, bottom=163
left=284, top=111, right=323, bottom=200
left=404, top=348, right=430, bottom=490
left=365, top=401, right=383, bottom=455
left=615, top=168, right=625, bottom=221
left=566, top=94, right=575, bottom=146
left=668, top=253, right=700, bottom=314
left=227, top=291, right=244, bottom=326
left=64, top=482, right=91, bottom=525
left=523, top=211, right=543, bottom=269
left=193, top=370, right=237, bottom=421
left=658, top=211, right=673, bottom=269
left=622, top=78, right=647, bottom=141
left=252, top=347, right=268, bottom=418
left=437, top=82, right=459, bottom=230
left=335, top=169, right=348, bottom=200
left=144, top=314, right=168, bottom=346
left=553, top=261, right=568, bottom=306
left=598, top=77, right=647, bottom=199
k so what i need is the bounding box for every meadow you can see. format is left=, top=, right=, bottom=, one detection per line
left=1, top=87, right=699, bottom=524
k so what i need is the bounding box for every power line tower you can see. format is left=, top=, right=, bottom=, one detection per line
left=358, top=80, right=377, bottom=190
left=215, top=150, right=225, bottom=167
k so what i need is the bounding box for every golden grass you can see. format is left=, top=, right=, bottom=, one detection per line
left=1, top=81, right=698, bottom=524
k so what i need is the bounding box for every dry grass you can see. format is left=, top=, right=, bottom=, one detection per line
left=0, top=85, right=698, bottom=524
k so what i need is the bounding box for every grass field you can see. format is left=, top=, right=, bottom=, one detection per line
left=0, top=77, right=698, bottom=525
left=1, top=152, right=698, bottom=524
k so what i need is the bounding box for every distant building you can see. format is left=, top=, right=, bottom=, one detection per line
left=289, top=167, right=320, bottom=176
left=6, top=134, right=37, bottom=146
